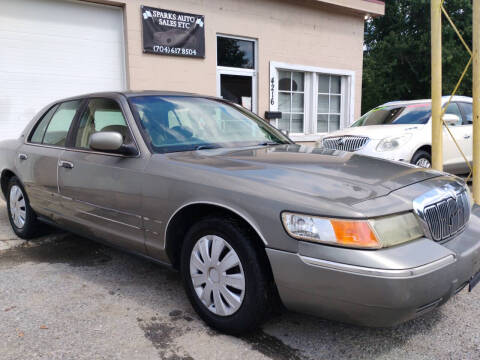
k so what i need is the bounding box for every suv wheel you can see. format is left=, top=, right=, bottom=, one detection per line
left=6, top=176, right=42, bottom=239
left=411, top=150, right=431, bottom=168
left=181, top=216, right=270, bottom=335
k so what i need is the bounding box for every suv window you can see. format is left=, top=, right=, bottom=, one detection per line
left=458, top=102, right=473, bottom=124
left=30, top=105, right=58, bottom=143
left=43, top=100, right=82, bottom=146
left=444, top=102, right=462, bottom=126
left=74, top=98, right=131, bottom=149
left=352, top=103, right=431, bottom=127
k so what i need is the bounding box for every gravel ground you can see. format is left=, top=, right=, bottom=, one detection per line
left=1, top=200, right=480, bottom=360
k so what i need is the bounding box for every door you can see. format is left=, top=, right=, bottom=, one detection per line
left=15, top=100, right=82, bottom=219
left=458, top=101, right=473, bottom=172
left=0, top=0, right=126, bottom=141
left=216, top=35, right=257, bottom=112
left=57, top=98, right=147, bottom=254
left=442, top=102, right=472, bottom=173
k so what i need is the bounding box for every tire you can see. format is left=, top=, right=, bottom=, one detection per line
left=6, top=176, right=43, bottom=239
left=180, top=216, right=271, bottom=335
left=411, top=150, right=432, bottom=168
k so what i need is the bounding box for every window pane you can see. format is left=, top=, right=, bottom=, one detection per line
left=278, top=71, right=291, bottom=91
left=278, top=93, right=291, bottom=112
left=318, top=75, right=329, bottom=93
left=75, top=98, right=129, bottom=149
left=317, top=114, right=328, bottom=132
left=30, top=105, right=57, bottom=143
left=291, top=114, right=304, bottom=133
left=444, top=103, right=462, bottom=126
left=330, top=115, right=340, bottom=131
left=292, top=93, right=304, bottom=113
left=278, top=113, right=290, bottom=132
left=292, top=72, right=304, bottom=92
left=43, top=100, right=81, bottom=146
left=330, top=95, right=341, bottom=113
left=217, top=37, right=254, bottom=69
left=459, top=102, right=473, bottom=124
left=331, top=76, right=341, bottom=94
left=318, top=95, right=329, bottom=113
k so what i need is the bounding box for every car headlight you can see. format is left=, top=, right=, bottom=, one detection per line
left=281, top=212, right=423, bottom=249
left=376, top=134, right=412, bottom=152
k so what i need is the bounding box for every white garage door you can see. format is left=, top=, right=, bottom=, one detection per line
left=0, top=0, right=126, bottom=141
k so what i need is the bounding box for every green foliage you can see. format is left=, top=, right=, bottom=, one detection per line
left=362, top=0, right=472, bottom=114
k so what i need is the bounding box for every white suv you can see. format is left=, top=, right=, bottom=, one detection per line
left=318, top=96, right=473, bottom=174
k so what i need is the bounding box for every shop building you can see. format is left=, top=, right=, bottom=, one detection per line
left=0, top=0, right=384, bottom=143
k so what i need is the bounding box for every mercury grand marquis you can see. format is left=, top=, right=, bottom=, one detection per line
left=1, top=91, right=480, bottom=335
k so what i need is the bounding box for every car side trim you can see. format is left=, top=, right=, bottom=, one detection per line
left=165, top=201, right=268, bottom=246
left=298, top=254, right=456, bottom=278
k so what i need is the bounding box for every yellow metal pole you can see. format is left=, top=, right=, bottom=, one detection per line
left=473, top=0, right=480, bottom=204
left=431, top=0, right=443, bottom=171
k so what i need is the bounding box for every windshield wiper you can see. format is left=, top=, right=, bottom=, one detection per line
left=257, top=141, right=284, bottom=146
left=194, top=144, right=222, bottom=150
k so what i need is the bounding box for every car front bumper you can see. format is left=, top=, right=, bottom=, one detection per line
left=267, top=205, right=480, bottom=327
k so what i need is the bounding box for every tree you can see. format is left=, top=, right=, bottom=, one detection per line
left=362, top=0, right=472, bottom=114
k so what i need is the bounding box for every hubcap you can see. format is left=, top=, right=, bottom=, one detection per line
left=416, top=158, right=431, bottom=168
left=9, top=185, right=26, bottom=229
left=189, top=235, right=245, bottom=316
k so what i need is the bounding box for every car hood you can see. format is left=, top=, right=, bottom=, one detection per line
left=322, top=124, right=426, bottom=140
left=167, top=145, right=441, bottom=205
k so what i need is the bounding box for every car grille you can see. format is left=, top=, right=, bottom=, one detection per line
left=422, top=190, right=471, bottom=241
left=322, top=136, right=369, bottom=152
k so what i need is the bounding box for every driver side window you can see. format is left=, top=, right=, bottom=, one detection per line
left=75, top=98, right=132, bottom=149
left=444, top=102, right=462, bottom=126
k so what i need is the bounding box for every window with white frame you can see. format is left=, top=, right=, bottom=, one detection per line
left=270, top=62, right=354, bottom=140
left=278, top=71, right=304, bottom=133
left=317, top=74, right=342, bottom=133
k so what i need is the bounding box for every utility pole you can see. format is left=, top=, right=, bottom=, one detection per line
left=431, top=0, right=443, bottom=171
left=473, top=0, right=480, bottom=204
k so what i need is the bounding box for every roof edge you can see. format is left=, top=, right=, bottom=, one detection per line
left=313, top=0, right=385, bottom=16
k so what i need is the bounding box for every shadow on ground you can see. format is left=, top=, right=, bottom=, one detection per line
left=1, top=234, right=445, bottom=360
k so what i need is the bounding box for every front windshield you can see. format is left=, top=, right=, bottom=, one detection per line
left=351, top=103, right=431, bottom=127
left=129, top=96, right=290, bottom=153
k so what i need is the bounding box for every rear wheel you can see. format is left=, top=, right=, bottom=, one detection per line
left=6, top=176, right=42, bottom=239
left=411, top=150, right=431, bottom=168
left=180, top=217, right=270, bottom=335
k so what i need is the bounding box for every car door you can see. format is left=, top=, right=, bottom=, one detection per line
left=457, top=101, right=473, bottom=172
left=442, top=102, right=471, bottom=173
left=57, top=96, right=148, bottom=254
left=15, top=100, right=82, bottom=219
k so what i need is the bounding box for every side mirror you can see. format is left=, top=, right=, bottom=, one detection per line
left=442, top=113, right=461, bottom=126
left=89, top=132, right=123, bottom=151
left=89, top=132, right=137, bottom=155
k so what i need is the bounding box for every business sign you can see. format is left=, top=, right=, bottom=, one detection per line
left=141, top=6, right=205, bottom=58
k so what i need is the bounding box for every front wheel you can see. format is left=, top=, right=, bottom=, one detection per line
left=180, top=217, right=271, bottom=335
left=6, top=176, right=42, bottom=239
left=411, top=150, right=431, bottom=168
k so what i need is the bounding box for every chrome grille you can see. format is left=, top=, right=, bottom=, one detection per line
left=422, top=190, right=471, bottom=241
left=322, top=136, right=369, bottom=152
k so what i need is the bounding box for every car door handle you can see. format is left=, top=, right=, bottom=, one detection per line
left=18, top=153, right=28, bottom=161
left=464, top=134, right=471, bottom=139
left=58, top=160, right=74, bottom=169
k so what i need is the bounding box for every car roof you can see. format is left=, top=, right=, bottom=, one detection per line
left=48, top=90, right=212, bottom=104
left=381, top=95, right=472, bottom=107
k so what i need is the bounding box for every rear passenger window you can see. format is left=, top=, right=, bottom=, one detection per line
left=30, top=105, right=58, bottom=143
left=43, top=100, right=81, bottom=146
